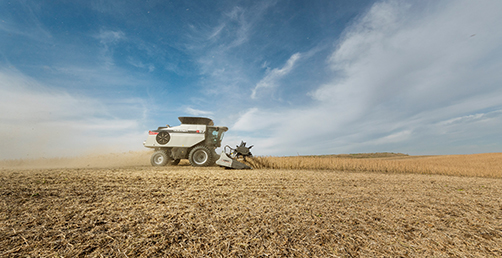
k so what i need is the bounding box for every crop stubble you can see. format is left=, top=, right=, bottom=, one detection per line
left=1, top=164, right=501, bottom=257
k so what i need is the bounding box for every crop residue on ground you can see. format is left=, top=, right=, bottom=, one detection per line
left=1, top=165, right=501, bottom=257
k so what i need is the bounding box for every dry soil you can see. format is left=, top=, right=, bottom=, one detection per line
left=1, top=164, right=501, bottom=257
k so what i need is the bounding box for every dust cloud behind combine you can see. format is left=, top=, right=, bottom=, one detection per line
left=0, top=151, right=153, bottom=169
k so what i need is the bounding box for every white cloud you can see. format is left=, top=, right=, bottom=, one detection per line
left=232, top=0, right=502, bottom=156
left=93, top=29, right=126, bottom=68
left=208, top=23, right=226, bottom=40
left=225, top=6, right=251, bottom=47
left=231, top=108, right=287, bottom=132
left=315, top=0, right=502, bottom=115
left=251, top=53, right=301, bottom=99
left=367, top=130, right=412, bottom=145
left=96, top=29, right=125, bottom=45
left=221, top=1, right=276, bottom=48
left=0, top=2, right=52, bottom=41
left=185, top=107, right=214, bottom=116
left=0, top=69, right=146, bottom=159
left=127, top=57, right=155, bottom=72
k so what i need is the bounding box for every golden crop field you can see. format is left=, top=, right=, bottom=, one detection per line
left=1, top=152, right=501, bottom=257
left=250, top=152, right=502, bottom=178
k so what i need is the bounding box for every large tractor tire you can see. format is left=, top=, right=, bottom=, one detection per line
left=188, top=146, right=213, bottom=167
left=150, top=150, right=179, bottom=166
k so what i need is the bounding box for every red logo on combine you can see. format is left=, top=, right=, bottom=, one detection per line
left=149, top=131, right=159, bottom=135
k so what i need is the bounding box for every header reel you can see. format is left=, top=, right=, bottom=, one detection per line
left=216, top=141, right=254, bottom=169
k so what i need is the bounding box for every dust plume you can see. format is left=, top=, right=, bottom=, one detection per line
left=0, top=150, right=153, bottom=169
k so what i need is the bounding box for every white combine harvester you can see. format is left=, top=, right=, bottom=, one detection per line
left=143, top=117, right=252, bottom=169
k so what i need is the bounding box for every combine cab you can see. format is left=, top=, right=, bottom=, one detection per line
left=144, top=117, right=252, bottom=169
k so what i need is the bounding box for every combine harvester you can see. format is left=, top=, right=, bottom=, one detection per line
left=143, top=117, right=253, bottom=169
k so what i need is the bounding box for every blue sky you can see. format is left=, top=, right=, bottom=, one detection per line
left=1, top=0, right=501, bottom=159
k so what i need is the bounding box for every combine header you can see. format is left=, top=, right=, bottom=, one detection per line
left=216, top=141, right=253, bottom=169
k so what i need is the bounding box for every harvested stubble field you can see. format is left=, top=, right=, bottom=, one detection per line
left=1, top=152, right=502, bottom=257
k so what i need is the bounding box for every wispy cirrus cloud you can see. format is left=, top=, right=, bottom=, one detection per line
left=207, top=1, right=278, bottom=47
left=93, top=29, right=126, bottom=68
left=182, top=1, right=279, bottom=106
left=251, top=52, right=301, bottom=99
left=127, top=57, right=155, bottom=72
left=95, top=29, right=125, bottom=45
left=0, top=1, right=52, bottom=41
